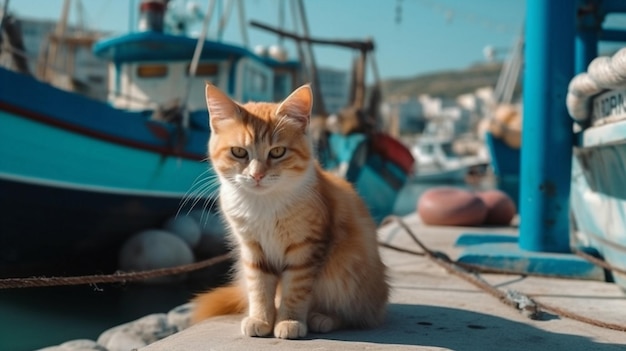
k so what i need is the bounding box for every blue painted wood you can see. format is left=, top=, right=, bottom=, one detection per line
left=323, top=133, right=410, bottom=224
left=96, top=31, right=252, bottom=63
left=0, top=68, right=209, bottom=159
left=484, top=132, right=520, bottom=206
left=520, top=0, right=575, bottom=253
left=455, top=234, right=518, bottom=247
left=0, top=110, right=210, bottom=194
left=575, top=0, right=600, bottom=74
left=457, top=243, right=605, bottom=280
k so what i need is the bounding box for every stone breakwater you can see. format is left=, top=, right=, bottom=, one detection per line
left=36, top=303, right=195, bottom=351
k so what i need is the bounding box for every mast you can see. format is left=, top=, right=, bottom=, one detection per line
left=295, top=0, right=326, bottom=116
left=249, top=20, right=376, bottom=113
left=40, top=0, right=71, bottom=81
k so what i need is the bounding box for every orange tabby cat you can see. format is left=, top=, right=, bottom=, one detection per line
left=191, top=83, right=389, bottom=339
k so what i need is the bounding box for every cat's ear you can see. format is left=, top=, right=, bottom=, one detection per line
left=276, top=84, right=312, bottom=131
left=205, top=83, right=240, bottom=132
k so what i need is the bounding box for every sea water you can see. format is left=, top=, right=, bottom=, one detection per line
left=0, top=180, right=487, bottom=351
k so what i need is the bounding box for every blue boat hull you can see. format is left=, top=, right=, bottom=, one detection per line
left=570, top=117, right=626, bottom=289
left=0, top=67, right=411, bottom=274
left=0, top=175, right=188, bottom=274
left=0, top=68, right=214, bottom=271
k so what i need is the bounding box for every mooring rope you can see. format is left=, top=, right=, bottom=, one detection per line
left=0, top=253, right=232, bottom=290
left=567, top=47, right=626, bottom=122
left=572, top=248, right=626, bottom=277
left=2, top=216, right=625, bottom=332
left=382, top=215, right=626, bottom=332
left=381, top=216, right=540, bottom=319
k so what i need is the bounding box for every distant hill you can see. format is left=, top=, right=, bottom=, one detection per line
left=380, top=62, right=506, bottom=99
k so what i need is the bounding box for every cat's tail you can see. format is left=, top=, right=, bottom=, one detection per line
left=191, top=284, right=247, bottom=323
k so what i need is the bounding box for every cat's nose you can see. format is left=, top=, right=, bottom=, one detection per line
left=252, top=172, right=265, bottom=182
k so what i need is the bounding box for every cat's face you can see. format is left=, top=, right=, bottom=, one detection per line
left=205, top=84, right=313, bottom=194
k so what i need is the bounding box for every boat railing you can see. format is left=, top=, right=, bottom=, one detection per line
left=567, top=48, right=626, bottom=124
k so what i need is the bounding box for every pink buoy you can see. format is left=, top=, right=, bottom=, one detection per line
left=477, top=190, right=517, bottom=225
left=417, top=187, right=487, bottom=226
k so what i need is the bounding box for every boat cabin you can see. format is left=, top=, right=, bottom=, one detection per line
left=92, top=1, right=299, bottom=126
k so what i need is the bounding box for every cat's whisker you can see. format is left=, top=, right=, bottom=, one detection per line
left=177, top=173, right=212, bottom=214
left=186, top=179, right=219, bottom=213
left=178, top=172, right=220, bottom=218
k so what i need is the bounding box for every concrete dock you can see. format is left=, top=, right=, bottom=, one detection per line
left=143, top=214, right=626, bottom=351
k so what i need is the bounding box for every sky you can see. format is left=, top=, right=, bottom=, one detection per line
left=6, top=0, right=625, bottom=81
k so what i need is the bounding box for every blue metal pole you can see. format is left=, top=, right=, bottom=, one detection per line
left=603, top=0, right=626, bottom=13
left=519, top=0, right=576, bottom=253
left=575, top=0, right=600, bottom=74
left=575, top=31, right=596, bottom=74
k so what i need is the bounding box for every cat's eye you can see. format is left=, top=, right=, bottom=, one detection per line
left=231, top=147, right=248, bottom=159
left=269, top=147, right=286, bottom=159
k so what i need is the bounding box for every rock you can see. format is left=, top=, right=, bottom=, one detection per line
left=417, top=187, right=488, bottom=226
left=97, top=322, right=131, bottom=348
left=167, top=303, right=195, bottom=331
left=118, top=230, right=195, bottom=284
left=164, top=215, right=202, bottom=248
left=477, top=190, right=517, bottom=225
left=60, top=340, right=107, bottom=351
left=105, top=332, right=146, bottom=351
left=99, top=314, right=177, bottom=351
left=35, top=339, right=106, bottom=351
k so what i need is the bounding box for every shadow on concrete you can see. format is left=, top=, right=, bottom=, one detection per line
left=306, top=304, right=625, bottom=351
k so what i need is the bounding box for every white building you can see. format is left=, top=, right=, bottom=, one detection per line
left=383, top=89, right=493, bottom=137
left=316, top=67, right=349, bottom=114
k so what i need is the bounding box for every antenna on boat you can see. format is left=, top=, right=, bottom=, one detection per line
left=216, top=0, right=234, bottom=41
left=216, top=0, right=249, bottom=47
left=492, top=25, right=525, bottom=105
left=0, top=0, right=10, bottom=44
left=294, top=0, right=326, bottom=116
left=235, top=0, right=248, bottom=48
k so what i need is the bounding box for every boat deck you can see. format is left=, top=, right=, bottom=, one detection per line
left=143, top=214, right=626, bottom=351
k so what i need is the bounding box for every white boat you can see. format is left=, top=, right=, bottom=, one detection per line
left=408, top=122, right=489, bottom=183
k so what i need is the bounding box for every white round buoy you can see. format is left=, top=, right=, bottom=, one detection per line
left=164, top=215, right=201, bottom=248
left=268, top=45, right=288, bottom=62
left=119, top=230, right=195, bottom=284
left=187, top=210, right=229, bottom=258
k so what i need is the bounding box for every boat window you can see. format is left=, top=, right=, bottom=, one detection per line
left=248, top=67, right=268, bottom=92
left=137, top=64, right=168, bottom=78
left=187, top=63, right=218, bottom=76
left=273, top=73, right=289, bottom=101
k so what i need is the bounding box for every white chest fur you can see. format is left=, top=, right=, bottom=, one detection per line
left=218, top=170, right=317, bottom=269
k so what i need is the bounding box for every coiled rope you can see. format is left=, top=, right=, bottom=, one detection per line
left=567, top=47, right=626, bottom=122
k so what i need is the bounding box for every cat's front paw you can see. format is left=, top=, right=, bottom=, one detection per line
left=274, top=320, right=307, bottom=339
left=241, top=316, right=273, bottom=337
left=308, top=312, right=338, bottom=333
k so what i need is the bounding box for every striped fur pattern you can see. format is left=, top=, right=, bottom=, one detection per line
left=192, top=83, right=389, bottom=339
